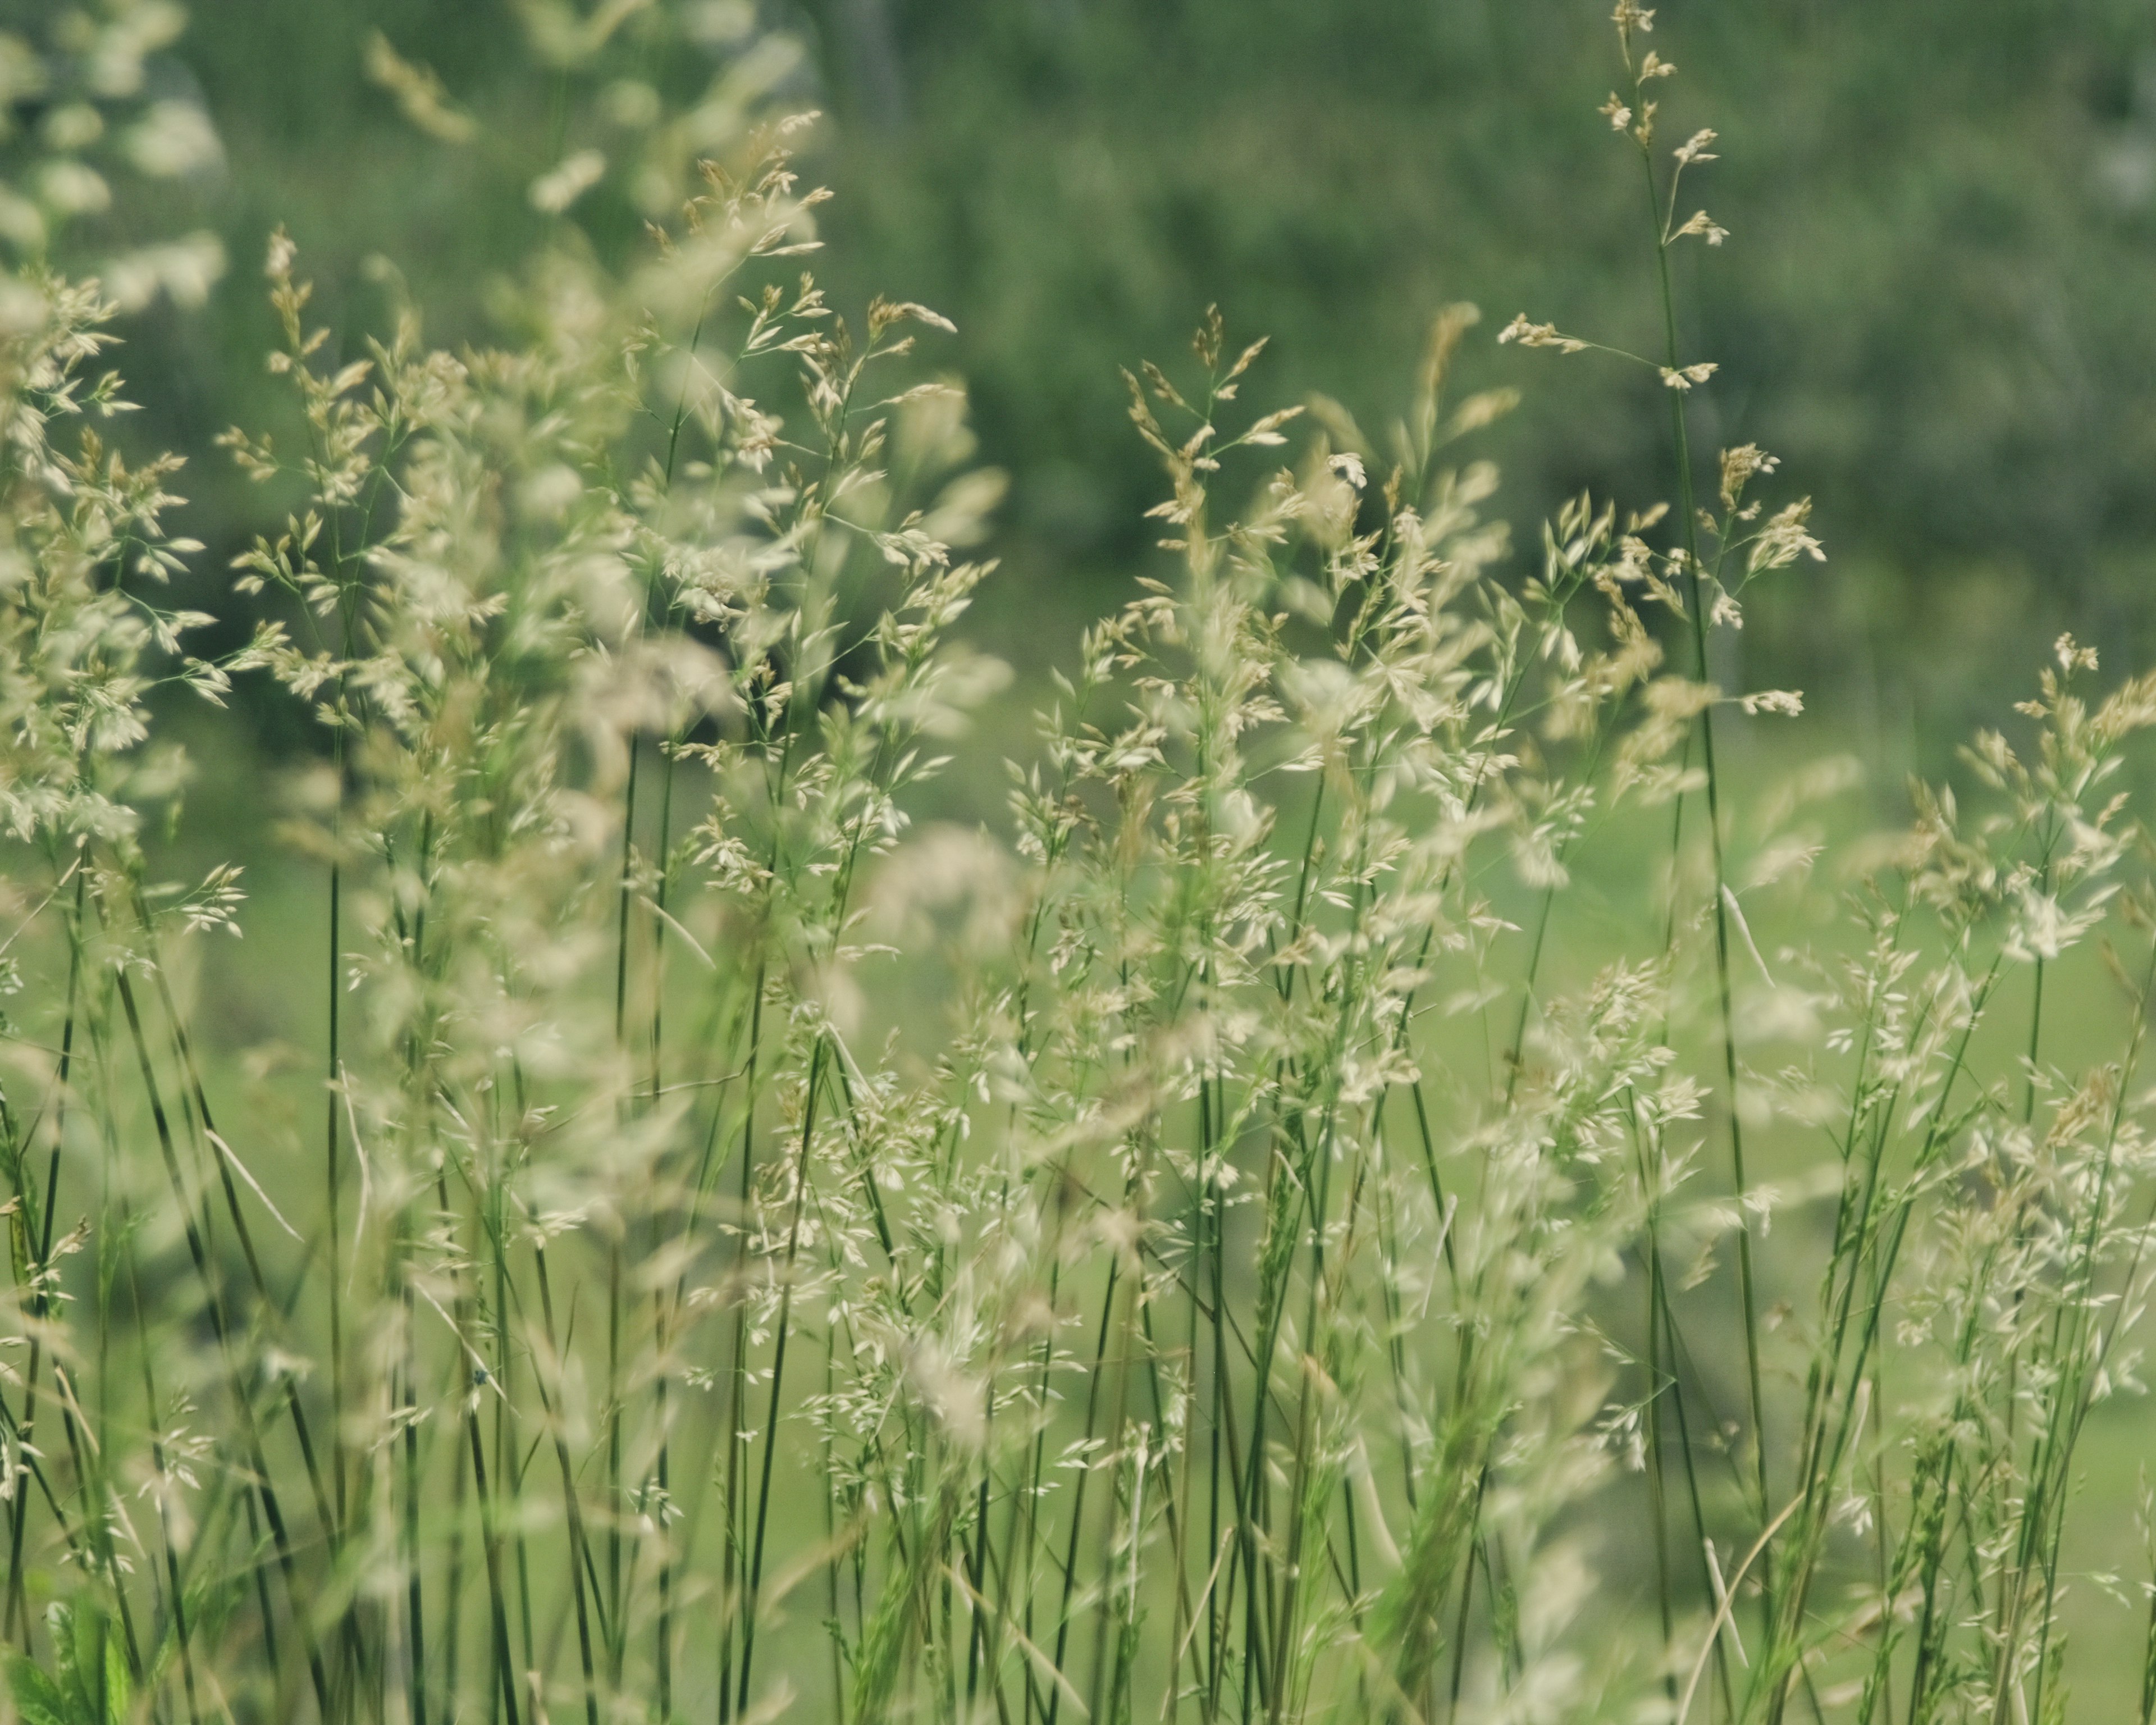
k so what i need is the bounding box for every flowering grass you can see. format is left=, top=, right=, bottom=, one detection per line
left=0, top=4, right=2153, bottom=1725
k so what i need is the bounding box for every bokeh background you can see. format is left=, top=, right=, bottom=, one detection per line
left=60, top=0, right=2156, bottom=796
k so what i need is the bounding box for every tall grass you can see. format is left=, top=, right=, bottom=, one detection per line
left=0, top=4, right=2153, bottom=1724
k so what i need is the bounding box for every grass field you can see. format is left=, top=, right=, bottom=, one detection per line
left=2, top=4, right=2156, bottom=1723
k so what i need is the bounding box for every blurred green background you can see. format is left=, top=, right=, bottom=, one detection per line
left=55, top=0, right=2156, bottom=786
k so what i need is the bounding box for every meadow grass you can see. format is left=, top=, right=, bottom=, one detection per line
left=0, top=4, right=2154, bottom=1724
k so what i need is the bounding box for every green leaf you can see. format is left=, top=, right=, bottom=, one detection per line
left=47, top=1602, right=129, bottom=1725
left=7, top=1657, right=72, bottom=1725
left=50, top=1603, right=89, bottom=1725
left=99, top=1621, right=129, bottom=1725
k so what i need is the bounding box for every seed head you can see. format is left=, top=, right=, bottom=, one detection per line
left=1718, top=443, right=1779, bottom=510
left=1499, top=315, right=1588, bottom=355
left=1674, top=128, right=1719, bottom=165
left=1612, top=1, right=1656, bottom=45
left=1672, top=209, right=1729, bottom=246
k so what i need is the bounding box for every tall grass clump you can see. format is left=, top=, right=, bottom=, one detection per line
left=0, top=4, right=2154, bottom=1724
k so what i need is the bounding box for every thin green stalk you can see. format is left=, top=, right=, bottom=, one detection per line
left=328, top=720, right=348, bottom=1540
left=443, top=1340, right=471, bottom=1725
left=7, top=858, right=86, bottom=1645
left=719, top=959, right=766, bottom=1725
left=113, top=968, right=331, bottom=1718
left=1642, top=1201, right=1677, bottom=1710
left=1627, top=56, right=1769, bottom=1548
left=651, top=727, right=680, bottom=1723
left=404, top=1282, right=428, bottom=1725
left=529, top=1242, right=604, bottom=1725
left=126, top=1224, right=202, bottom=1725
left=464, top=1401, right=523, bottom=1725
left=1044, top=1245, right=1125, bottom=1725
left=608, top=736, right=638, bottom=1685
left=737, top=1030, right=833, bottom=1713
left=129, top=898, right=341, bottom=1554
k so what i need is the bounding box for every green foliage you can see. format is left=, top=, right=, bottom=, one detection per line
left=116, top=0, right=2156, bottom=749
left=8, top=1605, right=131, bottom=1725
left=0, top=5, right=2154, bottom=1725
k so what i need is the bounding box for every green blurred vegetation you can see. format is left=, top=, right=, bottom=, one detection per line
left=6, top=4, right=2156, bottom=1713
left=16, top=0, right=2156, bottom=844
left=83, top=0, right=2156, bottom=764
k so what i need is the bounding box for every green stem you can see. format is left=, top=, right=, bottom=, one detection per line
left=1636, top=104, right=1769, bottom=1545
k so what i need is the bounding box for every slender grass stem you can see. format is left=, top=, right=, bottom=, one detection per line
left=1628, top=61, right=1770, bottom=1553
left=113, top=968, right=331, bottom=1717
